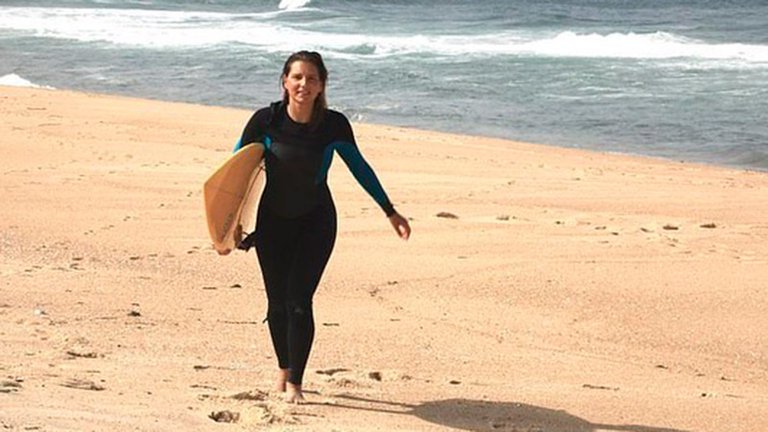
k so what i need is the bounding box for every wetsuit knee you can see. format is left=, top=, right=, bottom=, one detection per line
left=265, top=301, right=313, bottom=324
left=286, top=300, right=313, bottom=319
left=266, top=303, right=286, bottom=322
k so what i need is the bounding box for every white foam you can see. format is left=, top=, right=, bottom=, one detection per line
left=278, top=0, right=312, bottom=11
left=0, top=6, right=291, bottom=48
left=1, top=6, right=767, bottom=66
left=0, top=73, right=53, bottom=89
left=518, top=31, right=768, bottom=63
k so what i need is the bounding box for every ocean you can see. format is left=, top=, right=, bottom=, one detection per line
left=1, top=0, right=767, bottom=170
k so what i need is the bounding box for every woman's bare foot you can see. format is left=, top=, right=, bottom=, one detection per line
left=285, top=382, right=306, bottom=404
left=274, top=369, right=290, bottom=393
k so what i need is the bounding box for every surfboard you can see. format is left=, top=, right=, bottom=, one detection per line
left=203, top=143, right=265, bottom=255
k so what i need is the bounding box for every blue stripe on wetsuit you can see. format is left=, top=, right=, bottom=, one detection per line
left=234, top=135, right=393, bottom=216
left=233, top=136, right=272, bottom=152
left=317, top=140, right=393, bottom=216
left=233, top=137, right=244, bottom=152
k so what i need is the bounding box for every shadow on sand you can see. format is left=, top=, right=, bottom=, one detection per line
left=329, top=394, right=689, bottom=432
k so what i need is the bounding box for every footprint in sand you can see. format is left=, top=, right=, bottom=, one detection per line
left=223, top=390, right=301, bottom=426
left=60, top=378, right=105, bottom=391
left=230, top=390, right=269, bottom=401
left=330, top=377, right=364, bottom=388
left=583, top=383, right=620, bottom=391
left=65, top=349, right=101, bottom=359
left=0, top=379, right=23, bottom=394
left=191, top=384, right=218, bottom=391
left=204, top=389, right=287, bottom=424
left=315, top=368, right=350, bottom=377
left=128, top=303, right=141, bottom=317
left=436, top=211, right=459, bottom=219
left=24, top=265, right=43, bottom=274
left=209, top=410, right=240, bottom=423
left=316, top=368, right=386, bottom=389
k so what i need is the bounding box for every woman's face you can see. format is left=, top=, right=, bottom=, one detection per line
left=283, top=60, right=324, bottom=107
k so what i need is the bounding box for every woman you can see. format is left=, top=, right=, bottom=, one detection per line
left=234, top=51, right=411, bottom=403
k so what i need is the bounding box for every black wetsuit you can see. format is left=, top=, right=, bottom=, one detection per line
left=236, top=102, right=394, bottom=385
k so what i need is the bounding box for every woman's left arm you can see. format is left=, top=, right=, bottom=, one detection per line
left=329, top=118, right=410, bottom=240
left=335, top=142, right=411, bottom=240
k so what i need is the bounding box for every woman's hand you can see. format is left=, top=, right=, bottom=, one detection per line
left=388, top=212, right=411, bottom=240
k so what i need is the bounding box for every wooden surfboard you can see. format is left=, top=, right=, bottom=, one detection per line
left=203, top=144, right=265, bottom=255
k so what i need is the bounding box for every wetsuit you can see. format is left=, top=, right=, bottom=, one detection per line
left=235, top=102, right=395, bottom=385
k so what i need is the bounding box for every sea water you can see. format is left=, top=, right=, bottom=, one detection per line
left=1, top=0, right=766, bottom=169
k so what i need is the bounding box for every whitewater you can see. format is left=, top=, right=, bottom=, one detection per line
left=1, top=0, right=766, bottom=169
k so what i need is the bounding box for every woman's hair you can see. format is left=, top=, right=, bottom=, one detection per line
left=281, top=50, right=328, bottom=128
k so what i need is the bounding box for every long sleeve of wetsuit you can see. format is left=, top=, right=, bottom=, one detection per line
left=333, top=141, right=395, bottom=216
left=315, top=114, right=395, bottom=216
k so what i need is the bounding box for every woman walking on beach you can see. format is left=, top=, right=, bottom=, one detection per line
left=234, top=51, right=411, bottom=403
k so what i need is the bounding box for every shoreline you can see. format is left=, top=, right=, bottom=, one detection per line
left=2, top=83, right=764, bottom=174
left=2, top=85, right=767, bottom=431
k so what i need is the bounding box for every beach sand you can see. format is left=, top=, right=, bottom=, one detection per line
left=1, top=86, right=767, bottom=431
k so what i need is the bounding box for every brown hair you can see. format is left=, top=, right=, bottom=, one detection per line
left=281, top=50, right=328, bottom=129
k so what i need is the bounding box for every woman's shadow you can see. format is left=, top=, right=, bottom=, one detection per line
left=329, top=394, right=689, bottom=432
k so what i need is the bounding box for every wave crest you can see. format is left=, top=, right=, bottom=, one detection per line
left=0, top=74, right=53, bottom=89
left=1, top=6, right=766, bottom=65
left=278, top=0, right=312, bottom=10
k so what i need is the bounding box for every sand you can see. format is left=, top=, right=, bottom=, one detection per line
left=1, top=86, right=767, bottom=432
